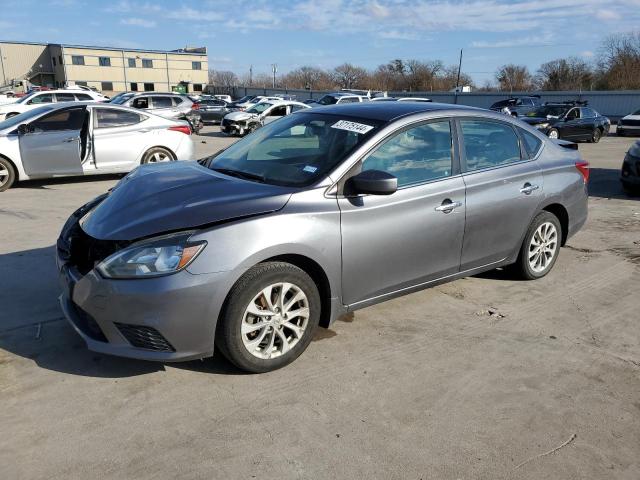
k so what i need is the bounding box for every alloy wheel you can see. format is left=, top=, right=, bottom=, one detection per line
left=548, top=130, right=559, bottom=139
left=149, top=151, right=171, bottom=163
left=0, top=165, right=8, bottom=188
left=528, top=221, right=558, bottom=273
left=241, top=282, right=310, bottom=359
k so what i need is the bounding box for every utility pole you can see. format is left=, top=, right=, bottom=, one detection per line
left=271, top=64, right=277, bottom=89
left=249, top=65, right=253, bottom=87
left=454, top=49, right=463, bottom=104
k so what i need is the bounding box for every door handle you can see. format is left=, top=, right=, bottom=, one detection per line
left=63, top=136, right=79, bottom=143
left=520, top=183, right=540, bottom=195
left=435, top=200, right=463, bottom=213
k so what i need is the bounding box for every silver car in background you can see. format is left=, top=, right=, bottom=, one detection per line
left=0, top=102, right=194, bottom=191
left=110, top=92, right=196, bottom=120
left=57, top=102, right=588, bottom=373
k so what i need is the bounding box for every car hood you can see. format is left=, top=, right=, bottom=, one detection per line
left=80, top=161, right=294, bottom=241
left=622, top=114, right=640, bottom=120
left=224, top=111, right=258, bottom=122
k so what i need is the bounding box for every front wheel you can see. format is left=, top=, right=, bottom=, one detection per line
left=141, top=147, right=175, bottom=164
left=216, top=262, right=321, bottom=373
left=0, top=157, right=17, bottom=192
left=547, top=128, right=559, bottom=139
left=590, top=128, right=602, bottom=143
left=511, top=211, right=562, bottom=280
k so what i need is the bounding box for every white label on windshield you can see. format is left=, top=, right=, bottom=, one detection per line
left=303, top=165, right=318, bottom=173
left=331, top=120, right=374, bottom=135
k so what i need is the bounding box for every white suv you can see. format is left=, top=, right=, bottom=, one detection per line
left=0, top=89, right=106, bottom=121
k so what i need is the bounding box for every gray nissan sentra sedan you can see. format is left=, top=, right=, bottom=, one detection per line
left=57, top=102, right=589, bottom=372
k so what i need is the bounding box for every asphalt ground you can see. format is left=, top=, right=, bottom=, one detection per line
left=1, top=125, right=639, bottom=479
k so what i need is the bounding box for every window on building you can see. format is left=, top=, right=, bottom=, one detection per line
left=460, top=120, right=522, bottom=171
left=193, top=83, right=203, bottom=92
left=142, top=59, right=153, bottom=68
left=72, top=55, right=85, bottom=66
left=52, top=57, right=56, bottom=66
left=192, top=61, right=202, bottom=70
left=130, top=82, right=138, bottom=91
left=362, top=120, right=453, bottom=187
left=143, top=82, right=154, bottom=91
left=99, top=57, right=111, bottom=67
left=75, top=81, right=88, bottom=87
left=128, top=58, right=136, bottom=68
left=101, top=82, right=114, bottom=91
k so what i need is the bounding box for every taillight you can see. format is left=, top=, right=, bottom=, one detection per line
left=191, top=102, right=200, bottom=110
left=169, top=125, right=191, bottom=135
left=575, top=160, right=589, bottom=183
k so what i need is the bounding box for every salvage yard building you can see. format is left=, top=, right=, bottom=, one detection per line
left=0, top=40, right=208, bottom=95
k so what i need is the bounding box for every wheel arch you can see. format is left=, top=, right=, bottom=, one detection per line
left=541, top=202, right=569, bottom=246
left=140, top=145, right=177, bottom=164
left=0, top=153, right=19, bottom=179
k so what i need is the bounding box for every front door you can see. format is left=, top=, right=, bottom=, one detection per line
left=559, top=108, right=582, bottom=139
left=19, top=107, right=85, bottom=176
left=263, top=105, right=287, bottom=125
left=458, top=118, right=544, bottom=270
left=339, top=119, right=466, bottom=306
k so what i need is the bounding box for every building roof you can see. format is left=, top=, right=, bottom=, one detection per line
left=0, top=40, right=207, bottom=56
left=311, top=101, right=482, bottom=122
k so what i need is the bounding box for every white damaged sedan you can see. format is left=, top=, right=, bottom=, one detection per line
left=0, top=102, right=194, bottom=191
left=220, top=100, right=310, bottom=136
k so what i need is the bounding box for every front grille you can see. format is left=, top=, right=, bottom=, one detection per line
left=70, top=303, right=107, bottom=342
left=62, top=225, right=129, bottom=275
left=620, top=119, right=640, bottom=127
left=115, top=323, right=175, bottom=352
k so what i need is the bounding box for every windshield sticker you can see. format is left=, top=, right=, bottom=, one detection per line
left=331, top=120, right=374, bottom=135
left=303, top=165, right=318, bottom=173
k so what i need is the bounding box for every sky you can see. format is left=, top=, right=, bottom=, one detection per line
left=1, top=0, right=639, bottom=85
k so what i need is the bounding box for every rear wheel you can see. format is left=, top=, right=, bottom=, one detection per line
left=547, top=128, right=559, bottom=139
left=590, top=128, right=602, bottom=143
left=511, top=211, right=562, bottom=280
left=141, top=147, right=175, bottom=164
left=216, top=262, right=321, bottom=373
left=0, top=157, right=16, bottom=192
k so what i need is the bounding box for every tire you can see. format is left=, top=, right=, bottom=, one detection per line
left=622, top=181, right=640, bottom=197
left=0, top=157, right=16, bottom=192
left=547, top=128, right=559, bottom=140
left=216, top=262, right=321, bottom=373
left=141, top=147, right=175, bottom=165
left=4, top=112, right=19, bottom=120
left=511, top=211, right=562, bottom=280
left=590, top=128, right=602, bottom=143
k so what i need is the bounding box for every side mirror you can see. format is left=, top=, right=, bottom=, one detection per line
left=17, top=124, right=32, bottom=135
left=346, top=170, right=397, bottom=196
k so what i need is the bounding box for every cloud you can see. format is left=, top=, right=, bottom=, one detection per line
left=595, top=9, right=621, bottom=21
left=471, top=33, right=555, bottom=48
left=581, top=50, right=595, bottom=58
left=120, top=17, right=157, bottom=28
left=379, top=30, right=420, bottom=41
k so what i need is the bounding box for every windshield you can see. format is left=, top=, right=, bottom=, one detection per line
left=633, top=109, right=640, bottom=115
left=526, top=106, right=569, bottom=118
left=246, top=102, right=273, bottom=114
left=110, top=93, right=134, bottom=105
left=235, top=95, right=256, bottom=103
left=15, top=92, right=40, bottom=104
left=316, top=95, right=339, bottom=105
left=208, top=112, right=383, bottom=187
left=0, top=105, right=55, bottom=130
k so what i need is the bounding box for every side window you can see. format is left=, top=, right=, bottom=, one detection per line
left=362, top=120, right=453, bottom=187
left=338, top=97, right=358, bottom=104
left=519, top=128, right=543, bottom=158
left=460, top=120, right=522, bottom=171
left=582, top=108, right=596, bottom=118
left=56, top=93, right=76, bottom=103
left=152, top=96, right=173, bottom=108
left=132, top=97, right=149, bottom=109
left=75, top=93, right=93, bottom=101
left=566, top=108, right=580, bottom=120
left=95, top=108, right=143, bottom=128
left=27, top=94, right=53, bottom=105
left=267, top=106, right=287, bottom=117
left=30, top=108, right=85, bottom=132
left=172, top=97, right=184, bottom=106
left=290, top=104, right=306, bottom=112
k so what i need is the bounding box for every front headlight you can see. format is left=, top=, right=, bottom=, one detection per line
left=97, top=231, right=206, bottom=279
left=536, top=123, right=550, bottom=129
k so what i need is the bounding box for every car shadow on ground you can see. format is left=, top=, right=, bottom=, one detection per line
left=196, top=130, right=230, bottom=139
left=589, top=167, right=639, bottom=200
left=15, top=174, right=123, bottom=190
left=0, top=245, right=246, bottom=378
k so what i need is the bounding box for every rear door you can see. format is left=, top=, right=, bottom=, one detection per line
left=339, top=118, right=466, bottom=306
left=560, top=108, right=581, bottom=139
left=150, top=95, right=178, bottom=119
left=458, top=118, right=543, bottom=270
left=19, top=106, right=86, bottom=176
left=55, top=92, right=77, bottom=104
left=91, top=107, right=149, bottom=170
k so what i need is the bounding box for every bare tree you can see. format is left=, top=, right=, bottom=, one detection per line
left=496, top=64, right=534, bottom=92
left=596, top=31, right=640, bottom=89
left=331, top=63, right=368, bottom=89
left=535, top=57, right=593, bottom=91
left=282, top=66, right=332, bottom=90
left=209, top=70, right=238, bottom=89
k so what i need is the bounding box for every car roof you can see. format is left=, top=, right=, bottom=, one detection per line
left=308, top=101, right=481, bottom=122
